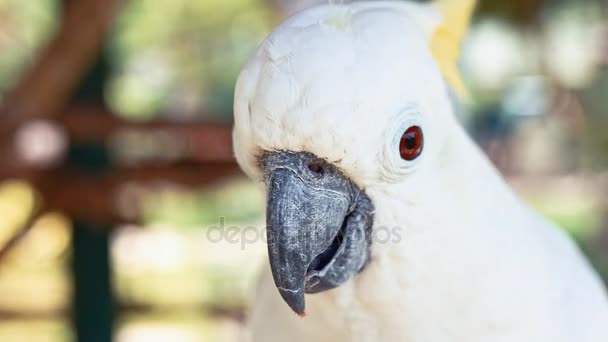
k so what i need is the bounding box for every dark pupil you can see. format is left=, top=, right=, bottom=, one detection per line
left=404, top=134, right=417, bottom=149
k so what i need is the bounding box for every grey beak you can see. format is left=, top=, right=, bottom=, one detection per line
left=262, top=151, right=374, bottom=315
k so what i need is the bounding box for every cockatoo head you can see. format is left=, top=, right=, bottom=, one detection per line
left=233, top=0, right=475, bottom=315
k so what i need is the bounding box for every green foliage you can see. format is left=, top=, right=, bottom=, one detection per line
left=580, top=69, right=608, bottom=169
left=107, top=0, right=275, bottom=119
left=528, top=195, right=601, bottom=241
left=142, top=179, right=264, bottom=228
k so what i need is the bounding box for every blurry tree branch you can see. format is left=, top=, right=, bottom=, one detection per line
left=0, top=0, right=122, bottom=136
left=60, top=106, right=235, bottom=162
left=0, top=163, right=240, bottom=225
left=41, top=163, right=240, bottom=223
left=0, top=0, right=240, bottom=232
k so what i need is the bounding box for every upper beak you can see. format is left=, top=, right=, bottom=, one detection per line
left=262, top=151, right=374, bottom=315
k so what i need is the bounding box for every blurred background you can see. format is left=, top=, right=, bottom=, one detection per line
left=0, top=0, right=607, bottom=341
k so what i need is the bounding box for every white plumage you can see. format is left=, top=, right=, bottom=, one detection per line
left=232, top=1, right=608, bottom=341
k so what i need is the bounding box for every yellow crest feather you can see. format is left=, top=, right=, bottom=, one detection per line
left=430, top=0, right=477, bottom=99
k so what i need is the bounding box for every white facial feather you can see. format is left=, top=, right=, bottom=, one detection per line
left=236, top=2, right=608, bottom=342
left=234, top=1, right=452, bottom=187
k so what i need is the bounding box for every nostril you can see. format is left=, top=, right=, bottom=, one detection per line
left=307, top=161, right=324, bottom=175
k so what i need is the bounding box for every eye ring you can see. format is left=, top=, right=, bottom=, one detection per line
left=399, top=126, right=424, bottom=161
left=379, top=104, right=426, bottom=182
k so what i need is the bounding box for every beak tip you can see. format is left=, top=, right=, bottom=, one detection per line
left=278, top=288, right=306, bottom=315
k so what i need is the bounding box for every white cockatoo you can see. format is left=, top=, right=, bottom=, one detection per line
left=232, top=0, right=608, bottom=341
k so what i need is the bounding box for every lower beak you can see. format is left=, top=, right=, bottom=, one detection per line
left=263, top=151, right=373, bottom=315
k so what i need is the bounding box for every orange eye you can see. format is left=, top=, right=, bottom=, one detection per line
left=399, top=126, right=424, bottom=161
